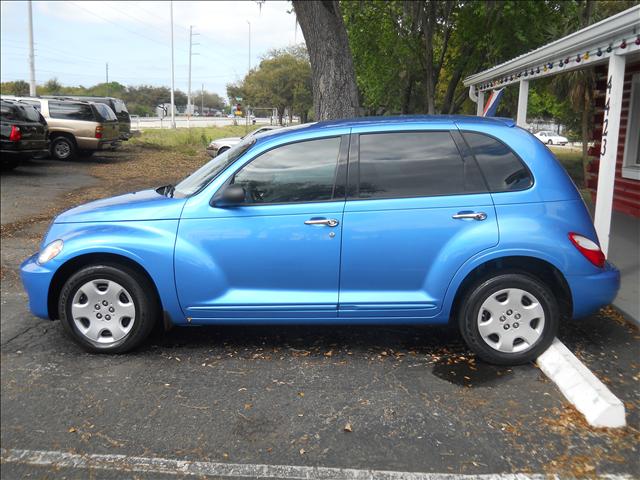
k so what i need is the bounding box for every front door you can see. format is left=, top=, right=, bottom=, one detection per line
left=339, top=129, right=499, bottom=319
left=175, top=135, right=348, bottom=321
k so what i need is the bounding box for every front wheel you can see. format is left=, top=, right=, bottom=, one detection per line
left=58, top=264, right=159, bottom=353
left=457, top=273, right=559, bottom=365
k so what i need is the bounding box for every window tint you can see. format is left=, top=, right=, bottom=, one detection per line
left=19, top=99, right=41, bottom=111
left=357, top=131, right=486, bottom=199
left=48, top=102, right=95, bottom=121
left=18, top=105, right=43, bottom=123
left=233, top=137, right=341, bottom=204
left=0, top=103, right=18, bottom=121
left=94, top=103, right=117, bottom=121
left=463, top=132, right=533, bottom=192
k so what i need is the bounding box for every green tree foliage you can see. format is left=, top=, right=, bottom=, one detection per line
left=226, top=45, right=312, bottom=124
left=342, top=0, right=590, bottom=116
left=0, top=80, right=30, bottom=96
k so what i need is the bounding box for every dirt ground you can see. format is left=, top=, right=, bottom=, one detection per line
left=1, top=143, right=639, bottom=478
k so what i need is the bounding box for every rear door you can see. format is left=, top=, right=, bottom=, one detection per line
left=15, top=104, right=48, bottom=149
left=338, top=129, right=498, bottom=319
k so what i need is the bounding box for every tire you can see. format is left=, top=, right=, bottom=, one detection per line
left=217, top=146, right=229, bottom=156
left=547, top=139, right=553, bottom=145
left=58, top=264, right=159, bottom=353
left=51, top=136, right=76, bottom=161
left=457, top=273, right=559, bottom=365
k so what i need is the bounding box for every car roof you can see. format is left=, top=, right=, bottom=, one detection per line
left=259, top=115, right=515, bottom=142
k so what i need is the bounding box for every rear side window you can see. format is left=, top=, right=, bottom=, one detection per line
left=18, top=105, right=43, bottom=123
left=49, top=102, right=95, bottom=121
left=357, top=131, right=486, bottom=199
left=463, top=132, right=533, bottom=192
left=19, top=99, right=41, bottom=112
left=94, top=103, right=117, bottom=121
left=233, top=137, right=341, bottom=204
left=0, top=103, right=18, bottom=121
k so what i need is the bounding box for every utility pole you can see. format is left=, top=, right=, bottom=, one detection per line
left=187, top=25, right=200, bottom=118
left=105, top=62, right=109, bottom=97
left=247, top=20, right=251, bottom=72
left=169, top=1, right=176, bottom=128
left=201, top=83, right=204, bottom=115
left=27, top=0, right=36, bottom=96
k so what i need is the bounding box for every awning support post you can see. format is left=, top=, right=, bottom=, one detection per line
left=476, top=90, right=485, bottom=116
left=594, top=53, right=626, bottom=256
left=517, top=80, right=529, bottom=127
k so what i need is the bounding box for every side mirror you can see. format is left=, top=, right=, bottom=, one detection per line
left=215, top=184, right=246, bottom=207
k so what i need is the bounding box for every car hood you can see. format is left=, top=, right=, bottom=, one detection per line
left=54, top=188, right=187, bottom=224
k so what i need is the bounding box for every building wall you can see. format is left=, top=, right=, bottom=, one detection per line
left=587, top=61, right=640, bottom=218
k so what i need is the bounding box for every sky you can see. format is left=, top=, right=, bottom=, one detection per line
left=0, top=0, right=302, bottom=98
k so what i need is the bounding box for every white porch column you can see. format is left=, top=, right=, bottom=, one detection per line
left=516, top=80, right=529, bottom=127
left=594, top=53, right=626, bottom=256
left=476, top=90, right=485, bottom=116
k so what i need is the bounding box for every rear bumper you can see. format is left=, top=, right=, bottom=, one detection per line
left=98, top=140, right=121, bottom=150
left=567, top=262, right=620, bottom=318
left=20, top=253, right=56, bottom=320
left=1, top=148, right=49, bottom=160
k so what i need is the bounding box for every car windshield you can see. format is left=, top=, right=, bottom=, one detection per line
left=174, top=138, right=256, bottom=197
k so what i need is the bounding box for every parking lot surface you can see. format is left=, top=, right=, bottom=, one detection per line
left=1, top=149, right=639, bottom=478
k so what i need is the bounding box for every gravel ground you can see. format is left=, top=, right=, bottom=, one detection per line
left=1, top=144, right=638, bottom=478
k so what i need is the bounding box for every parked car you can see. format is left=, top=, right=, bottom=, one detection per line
left=43, top=96, right=131, bottom=141
left=534, top=130, right=569, bottom=145
left=20, top=116, right=619, bottom=364
left=13, top=98, right=120, bottom=160
left=0, top=99, right=49, bottom=170
left=206, top=125, right=281, bottom=158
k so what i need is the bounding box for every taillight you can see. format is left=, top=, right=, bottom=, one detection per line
left=9, top=125, right=21, bottom=142
left=95, top=125, right=103, bottom=139
left=569, top=232, right=605, bottom=268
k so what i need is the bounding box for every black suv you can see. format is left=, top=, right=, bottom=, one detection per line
left=0, top=99, right=49, bottom=170
left=43, top=95, right=131, bottom=140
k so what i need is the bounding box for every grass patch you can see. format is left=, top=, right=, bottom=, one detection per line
left=550, top=146, right=584, bottom=186
left=129, top=125, right=261, bottom=152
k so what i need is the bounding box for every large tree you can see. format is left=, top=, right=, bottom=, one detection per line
left=292, top=0, right=359, bottom=120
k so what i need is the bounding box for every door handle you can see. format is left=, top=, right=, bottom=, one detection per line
left=304, top=218, right=339, bottom=227
left=452, top=212, right=487, bottom=221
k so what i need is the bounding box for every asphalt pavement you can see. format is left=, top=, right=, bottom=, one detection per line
left=1, top=155, right=638, bottom=479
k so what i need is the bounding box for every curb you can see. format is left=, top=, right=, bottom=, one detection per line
left=537, top=338, right=626, bottom=428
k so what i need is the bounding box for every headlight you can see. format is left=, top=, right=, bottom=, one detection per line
left=37, top=239, right=63, bottom=265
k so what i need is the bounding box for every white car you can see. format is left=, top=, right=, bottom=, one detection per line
left=534, top=130, right=569, bottom=146
left=205, top=126, right=281, bottom=158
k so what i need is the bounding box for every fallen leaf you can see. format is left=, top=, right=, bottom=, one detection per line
left=324, top=350, right=333, bottom=357
left=68, top=427, right=76, bottom=433
left=344, top=422, right=353, bottom=432
left=299, top=448, right=306, bottom=455
left=244, top=403, right=253, bottom=410
left=298, top=391, right=305, bottom=397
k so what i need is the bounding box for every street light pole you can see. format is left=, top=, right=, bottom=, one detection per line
left=27, top=0, right=36, bottom=96
left=169, top=0, right=176, bottom=129
left=247, top=20, right=251, bottom=73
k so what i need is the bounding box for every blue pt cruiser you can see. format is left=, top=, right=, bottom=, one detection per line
left=21, top=116, right=620, bottom=364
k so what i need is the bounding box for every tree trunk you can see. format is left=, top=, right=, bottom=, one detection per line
left=293, top=0, right=360, bottom=120
left=423, top=1, right=436, bottom=114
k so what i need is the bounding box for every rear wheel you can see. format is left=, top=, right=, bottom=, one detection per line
left=58, top=264, right=159, bottom=353
left=457, top=273, right=558, bottom=365
left=547, top=139, right=553, bottom=145
left=51, top=136, right=76, bottom=161
left=217, top=146, right=229, bottom=156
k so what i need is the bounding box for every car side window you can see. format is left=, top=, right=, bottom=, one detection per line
left=462, top=132, right=533, bottom=192
left=19, top=100, right=41, bottom=112
left=49, top=102, right=95, bottom=121
left=357, top=131, right=486, bottom=199
left=0, top=103, right=18, bottom=121
left=232, top=137, right=341, bottom=204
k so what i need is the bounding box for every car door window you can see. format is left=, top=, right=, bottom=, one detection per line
left=357, top=131, right=486, bottom=199
left=232, top=137, right=342, bottom=204
left=48, top=102, right=95, bottom=121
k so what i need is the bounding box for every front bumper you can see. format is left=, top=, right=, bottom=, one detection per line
left=20, top=253, right=56, bottom=320
left=567, top=262, right=621, bottom=318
